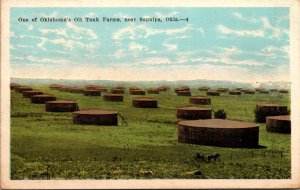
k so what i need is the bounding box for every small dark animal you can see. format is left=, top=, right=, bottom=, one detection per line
left=194, top=170, right=202, bottom=175
left=207, top=155, right=213, bottom=162
left=195, top=153, right=205, bottom=161
left=207, top=153, right=221, bottom=162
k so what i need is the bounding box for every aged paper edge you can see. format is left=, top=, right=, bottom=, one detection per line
left=1, top=0, right=300, bottom=189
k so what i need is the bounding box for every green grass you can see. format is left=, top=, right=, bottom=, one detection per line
left=10, top=85, right=291, bottom=179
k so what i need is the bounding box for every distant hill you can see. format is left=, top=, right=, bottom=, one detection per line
left=10, top=78, right=291, bottom=89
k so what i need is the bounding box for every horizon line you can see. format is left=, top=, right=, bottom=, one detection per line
left=10, top=77, right=291, bottom=84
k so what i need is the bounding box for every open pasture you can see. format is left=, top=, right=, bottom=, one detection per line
left=10, top=84, right=291, bottom=179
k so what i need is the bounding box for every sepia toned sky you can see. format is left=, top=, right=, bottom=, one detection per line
left=10, top=8, right=289, bottom=82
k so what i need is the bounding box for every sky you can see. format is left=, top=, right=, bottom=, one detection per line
left=10, top=8, right=289, bottom=82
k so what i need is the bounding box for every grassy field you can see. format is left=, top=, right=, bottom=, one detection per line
left=10, top=84, right=291, bottom=179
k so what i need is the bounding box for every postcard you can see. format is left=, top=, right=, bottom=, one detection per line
left=1, top=0, right=300, bottom=189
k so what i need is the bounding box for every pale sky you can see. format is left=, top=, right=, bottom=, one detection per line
left=10, top=8, right=289, bottom=82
